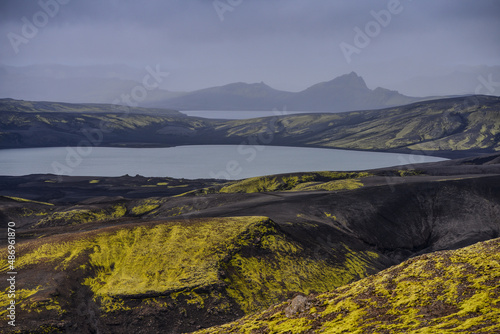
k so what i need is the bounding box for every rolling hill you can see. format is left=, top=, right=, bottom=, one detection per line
left=1, top=95, right=498, bottom=158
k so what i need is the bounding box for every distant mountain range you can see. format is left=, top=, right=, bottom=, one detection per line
left=147, top=72, right=418, bottom=111
left=0, top=65, right=416, bottom=112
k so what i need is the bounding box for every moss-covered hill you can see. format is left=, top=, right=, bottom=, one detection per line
left=182, top=171, right=371, bottom=195
left=212, top=95, right=500, bottom=157
left=0, top=217, right=387, bottom=333
left=195, top=237, right=500, bottom=334
left=0, top=98, right=182, bottom=116
left=1, top=95, right=499, bottom=157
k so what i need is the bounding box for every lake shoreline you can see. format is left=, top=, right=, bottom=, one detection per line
left=0, top=142, right=476, bottom=159
left=0, top=145, right=447, bottom=179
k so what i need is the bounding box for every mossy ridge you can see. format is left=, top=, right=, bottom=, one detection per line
left=220, top=222, right=381, bottom=313
left=130, top=198, right=164, bottom=216
left=83, top=217, right=268, bottom=299
left=218, top=171, right=371, bottom=194
left=0, top=287, right=42, bottom=317
left=34, top=204, right=126, bottom=227
left=222, top=248, right=379, bottom=314
left=0, top=216, right=383, bottom=325
left=2, top=196, right=54, bottom=206
left=0, top=217, right=272, bottom=315
left=195, top=238, right=500, bottom=334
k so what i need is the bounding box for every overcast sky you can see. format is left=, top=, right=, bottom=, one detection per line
left=0, top=0, right=499, bottom=92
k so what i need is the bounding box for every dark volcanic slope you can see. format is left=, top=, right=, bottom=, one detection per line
left=1, top=95, right=499, bottom=157
left=172, top=174, right=500, bottom=261
left=0, top=99, right=211, bottom=149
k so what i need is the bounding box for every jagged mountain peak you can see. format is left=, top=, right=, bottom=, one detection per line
left=325, top=71, right=368, bottom=89
left=299, top=72, right=369, bottom=94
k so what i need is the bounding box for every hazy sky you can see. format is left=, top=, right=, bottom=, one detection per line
left=1, top=0, right=499, bottom=92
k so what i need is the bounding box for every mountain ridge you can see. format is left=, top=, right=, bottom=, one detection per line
left=148, top=71, right=418, bottom=111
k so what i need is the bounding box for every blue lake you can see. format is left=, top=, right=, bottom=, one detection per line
left=0, top=145, right=447, bottom=180
left=181, top=110, right=310, bottom=119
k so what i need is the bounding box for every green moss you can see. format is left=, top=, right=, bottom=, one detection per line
left=2, top=196, right=53, bottom=206
left=35, top=325, right=64, bottom=333
left=83, top=221, right=240, bottom=296
left=324, top=212, right=336, bottom=220
left=398, top=169, right=423, bottom=177
left=1, top=217, right=274, bottom=314
left=21, top=208, right=48, bottom=217
left=218, top=172, right=370, bottom=194
left=282, top=176, right=299, bottom=189
left=1, top=216, right=383, bottom=320
left=220, top=177, right=282, bottom=193
left=196, top=238, right=500, bottom=333
left=222, top=235, right=380, bottom=313
left=130, top=199, right=162, bottom=215
left=0, top=286, right=45, bottom=316
left=35, top=204, right=126, bottom=227
left=266, top=315, right=314, bottom=333
left=292, top=178, right=363, bottom=191
left=168, top=184, right=189, bottom=188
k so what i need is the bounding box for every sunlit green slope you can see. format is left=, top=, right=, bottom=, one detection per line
left=196, top=237, right=500, bottom=334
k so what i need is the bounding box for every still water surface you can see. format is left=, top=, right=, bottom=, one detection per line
left=0, top=145, right=446, bottom=180
left=181, top=110, right=309, bottom=119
